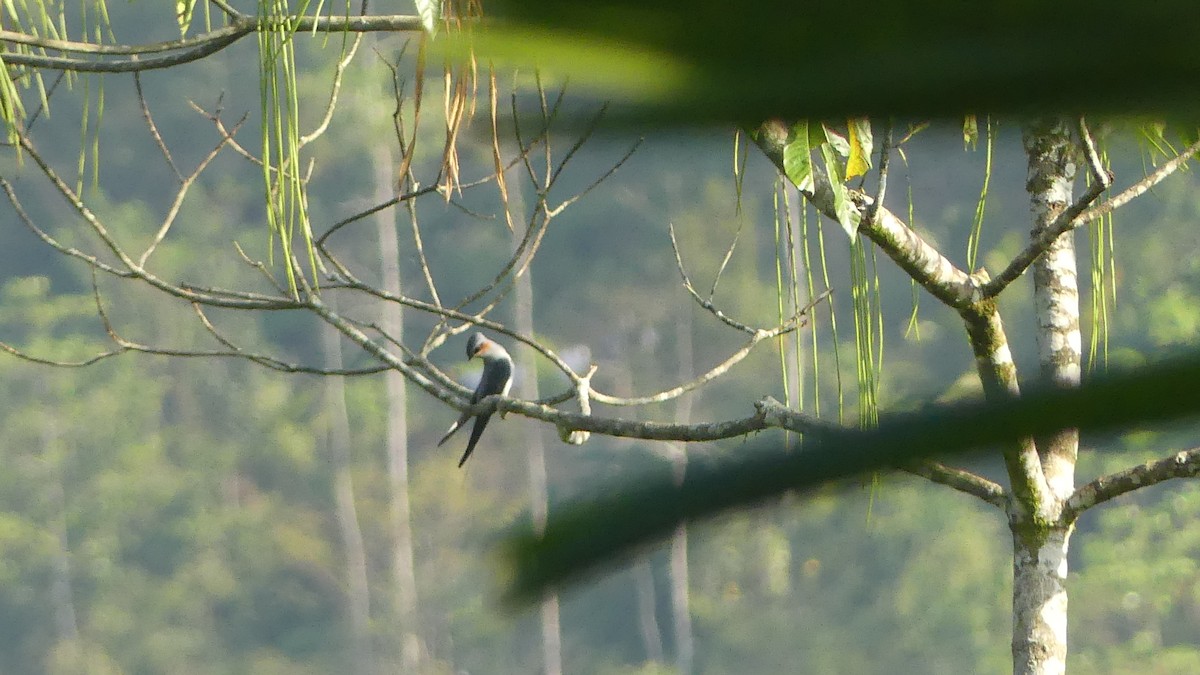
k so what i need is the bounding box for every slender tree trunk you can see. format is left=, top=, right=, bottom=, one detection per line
left=633, top=560, right=665, bottom=663
left=607, top=354, right=666, bottom=664
left=321, top=313, right=376, bottom=675
left=669, top=304, right=695, bottom=675
left=669, top=524, right=693, bottom=673
left=373, top=146, right=424, bottom=672
left=1012, top=118, right=1081, bottom=675
left=41, top=403, right=79, bottom=646
left=511, top=202, right=563, bottom=675
left=1011, top=527, right=1072, bottom=675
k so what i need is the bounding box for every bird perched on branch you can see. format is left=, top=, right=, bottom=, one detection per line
left=438, top=332, right=514, bottom=467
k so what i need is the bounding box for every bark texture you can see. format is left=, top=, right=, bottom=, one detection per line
left=1011, top=526, right=1072, bottom=675
left=1010, top=118, right=1082, bottom=675
left=1025, top=120, right=1082, bottom=502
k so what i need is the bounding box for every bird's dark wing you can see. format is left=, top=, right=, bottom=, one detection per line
left=458, top=412, right=493, bottom=467
left=478, top=357, right=514, bottom=397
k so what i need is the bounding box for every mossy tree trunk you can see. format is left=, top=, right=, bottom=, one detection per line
left=1010, top=118, right=1081, bottom=675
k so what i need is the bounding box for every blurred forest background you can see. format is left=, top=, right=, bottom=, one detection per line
left=2, top=4, right=1200, bottom=675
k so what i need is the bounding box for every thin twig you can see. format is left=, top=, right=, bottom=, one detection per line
left=299, top=33, right=364, bottom=147
left=868, top=119, right=893, bottom=226
left=134, top=71, right=181, bottom=180
left=669, top=222, right=755, bottom=334
left=139, top=116, right=246, bottom=267
left=0, top=340, right=126, bottom=367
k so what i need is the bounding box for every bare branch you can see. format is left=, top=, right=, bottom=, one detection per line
left=547, top=102, right=609, bottom=191
left=905, top=461, right=1007, bottom=508
left=1078, top=117, right=1112, bottom=191
left=139, top=116, right=246, bottom=267
left=984, top=134, right=1200, bottom=297
left=299, top=34, right=364, bottom=148
left=867, top=119, right=894, bottom=226
left=319, top=269, right=584, bottom=386
left=1075, top=136, right=1200, bottom=225
left=1064, top=447, right=1200, bottom=521
left=189, top=100, right=271, bottom=171
left=315, top=184, right=439, bottom=246
left=548, top=136, right=642, bottom=217
left=0, top=15, right=423, bottom=74
left=465, top=394, right=829, bottom=444
left=232, top=242, right=289, bottom=295
left=0, top=178, right=135, bottom=280
left=668, top=222, right=756, bottom=334
left=15, top=133, right=298, bottom=310
left=0, top=340, right=127, bottom=368
left=186, top=304, right=388, bottom=375
left=208, top=0, right=239, bottom=18
left=591, top=311, right=818, bottom=407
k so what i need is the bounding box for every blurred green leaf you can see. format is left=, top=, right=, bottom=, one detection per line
left=472, top=0, right=1200, bottom=124
left=504, top=349, right=1200, bottom=603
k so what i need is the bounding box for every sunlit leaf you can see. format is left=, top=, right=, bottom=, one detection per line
left=176, top=0, right=197, bottom=36
left=822, top=124, right=850, bottom=157
left=846, top=118, right=872, bottom=180
left=415, top=0, right=441, bottom=34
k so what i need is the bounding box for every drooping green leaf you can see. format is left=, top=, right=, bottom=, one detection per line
left=176, top=0, right=198, bottom=36
left=823, top=124, right=850, bottom=157
left=963, top=115, right=979, bottom=149
left=846, top=118, right=872, bottom=180
left=782, top=120, right=814, bottom=193
left=503, top=350, right=1200, bottom=603
left=820, top=129, right=859, bottom=238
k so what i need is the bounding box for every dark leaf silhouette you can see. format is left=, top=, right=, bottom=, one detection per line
left=469, top=0, right=1200, bottom=124
left=504, top=351, right=1200, bottom=602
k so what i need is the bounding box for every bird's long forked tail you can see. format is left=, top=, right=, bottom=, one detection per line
left=457, top=413, right=492, bottom=467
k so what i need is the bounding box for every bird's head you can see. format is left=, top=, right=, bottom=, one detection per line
left=466, top=332, right=492, bottom=360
